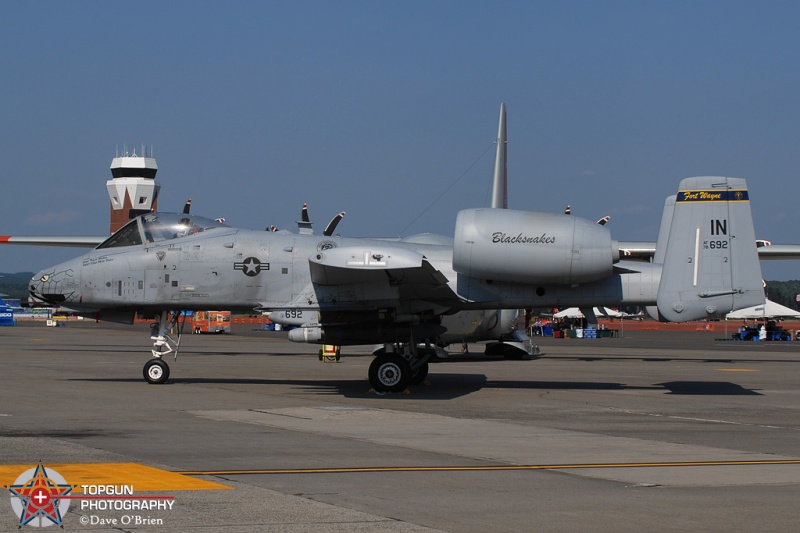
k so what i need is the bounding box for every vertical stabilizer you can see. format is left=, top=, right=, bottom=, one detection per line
left=490, top=103, right=508, bottom=209
left=656, top=176, right=764, bottom=322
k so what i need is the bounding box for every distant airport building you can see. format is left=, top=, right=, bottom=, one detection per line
left=107, top=147, right=160, bottom=233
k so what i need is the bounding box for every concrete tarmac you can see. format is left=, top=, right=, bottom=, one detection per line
left=1, top=320, right=800, bottom=532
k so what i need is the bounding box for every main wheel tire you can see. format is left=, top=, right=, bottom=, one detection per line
left=408, top=362, right=429, bottom=385
left=143, top=359, right=170, bottom=384
left=368, top=354, right=411, bottom=393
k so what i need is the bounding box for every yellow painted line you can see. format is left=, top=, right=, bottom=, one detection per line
left=0, top=463, right=231, bottom=491
left=718, top=368, right=758, bottom=372
left=179, top=459, right=800, bottom=476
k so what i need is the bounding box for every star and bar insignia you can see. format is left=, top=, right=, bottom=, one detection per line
left=234, top=257, right=269, bottom=277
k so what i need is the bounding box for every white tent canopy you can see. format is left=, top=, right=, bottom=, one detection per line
left=554, top=307, right=623, bottom=319
left=726, top=299, right=800, bottom=320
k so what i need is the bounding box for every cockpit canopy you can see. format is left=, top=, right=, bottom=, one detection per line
left=96, top=213, right=229, bottom=249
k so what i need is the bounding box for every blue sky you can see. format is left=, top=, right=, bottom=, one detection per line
left=2, top=1, right=800, bottom=281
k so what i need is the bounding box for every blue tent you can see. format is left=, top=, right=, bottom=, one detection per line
left=0, top=297, right=15, bottom=326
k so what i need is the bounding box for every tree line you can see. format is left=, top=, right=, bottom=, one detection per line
left=765, top=280, right=800, bottom=311
left=0, top=272, right=34, bottom=299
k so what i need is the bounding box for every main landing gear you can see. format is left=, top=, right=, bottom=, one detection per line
left=143, top=310, right=184, bottom=384
left=368, top=342, right=436, bottom=393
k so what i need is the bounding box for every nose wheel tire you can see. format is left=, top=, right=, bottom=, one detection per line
left=369, top=354, right=411, bottom=393
left=143, top=358, right=170, bottom=384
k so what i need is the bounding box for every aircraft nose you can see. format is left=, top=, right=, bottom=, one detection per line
left=30, top=270, right=45, bottom=292
left=29, top=269, right=69, bottom=304
left=29, top=273, right=45, bottom=304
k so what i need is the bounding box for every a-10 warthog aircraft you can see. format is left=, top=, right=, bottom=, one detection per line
left=1, top=107, right=773, bottom=392
left=13, top=173, right=764, bottom=392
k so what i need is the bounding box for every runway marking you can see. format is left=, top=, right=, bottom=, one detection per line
left=0, top=463, right=231, bottom=491
left=718, top=368, right=758, bottom=372
left=610, top=408, right=796, bottom=430
left=179, top=459, right=800, bottom=476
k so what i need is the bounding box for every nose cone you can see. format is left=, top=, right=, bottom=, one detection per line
left=29, top=265, right=77, bottom=305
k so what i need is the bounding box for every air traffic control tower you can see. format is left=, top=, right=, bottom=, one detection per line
left=106, top=149, right=160, bottom=233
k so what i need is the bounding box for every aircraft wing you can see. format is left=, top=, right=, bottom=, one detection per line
left=308, top=246, right=459, bottom=305
left=0, top=235, right=104, bottom=248
left=258, top=246, right=459, bottom=316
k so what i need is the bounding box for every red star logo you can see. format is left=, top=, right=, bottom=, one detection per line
left=8, top=464, right=73, bottom=527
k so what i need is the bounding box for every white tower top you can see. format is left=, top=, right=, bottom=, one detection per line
left=106, top=149, right=161, bottom=233
left=110, top=155, right=158, bottom=178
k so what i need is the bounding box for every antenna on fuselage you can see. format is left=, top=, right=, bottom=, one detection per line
left=323, top=212, right=346, bottom=236
left=297, top=204, right=314, bottom=234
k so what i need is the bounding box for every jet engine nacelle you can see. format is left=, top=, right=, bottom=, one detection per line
left=453, top=208, right=619, bottom=285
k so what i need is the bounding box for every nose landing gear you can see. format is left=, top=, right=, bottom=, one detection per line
left=143, top=358, right=170, bottom=384
left=143, top=310, right=184, bottom=384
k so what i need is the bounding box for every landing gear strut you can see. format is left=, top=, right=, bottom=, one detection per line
left=143, top=310, right=184, bottom=384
